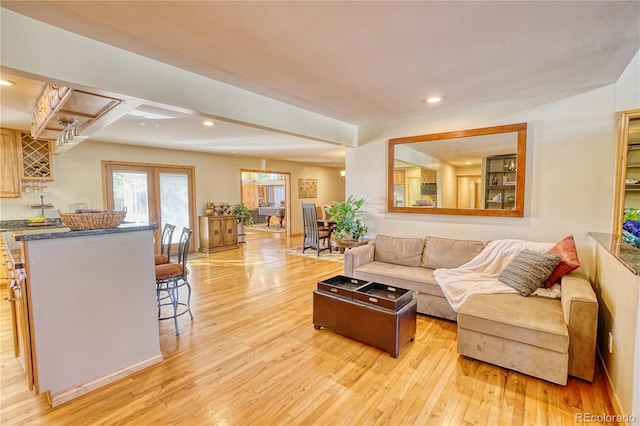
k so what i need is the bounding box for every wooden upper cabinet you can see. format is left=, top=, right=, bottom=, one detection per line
left=393, top=170, right=405, bottom=185
left=421, top=168, right=437, bottom=184
left=0, top=129, right=22, bottom=198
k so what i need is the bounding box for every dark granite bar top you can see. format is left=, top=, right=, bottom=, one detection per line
left=0, top=218, right=63, bottom=231
left=12, top=223, right=157, bottom=242
left=2, top=223, right=157, bottom=273
left=589, top=232, right=640, bottom=275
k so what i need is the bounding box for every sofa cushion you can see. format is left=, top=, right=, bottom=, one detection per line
left=458, top=293, right=569, bottom=353
left=543, top=235, right=580, bottom=288
left=374, top=235, right=424, bottom=267
left=420, top=236, right=485, bottom=269
left=498, top=250, right=562, bottom=296
left=353, top=261, right=442, bottom=296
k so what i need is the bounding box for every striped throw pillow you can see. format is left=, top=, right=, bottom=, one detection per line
left=498, top=250, right=562, bottom=296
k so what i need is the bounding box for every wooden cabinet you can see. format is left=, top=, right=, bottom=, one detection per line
left=1, top=236, right=34, bottom=390
left=485, top=154, right=517, bottom=210
left=623, top=145, right=640, bottom=210
left=613, top=110, right=640, bottom=235
left=0, top=128, right=54, bottom=198
left=198, top=215, right=238, bottom=253
left=393, top=170, right=405, bottom=185
left=420, top=168, right=437, bottom=184
left=0, top=128, right=22, bottom=198
left=11, top=268, right=34, bottom=390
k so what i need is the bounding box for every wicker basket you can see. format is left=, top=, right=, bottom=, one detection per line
left=59, top=209, right=127, bottom=231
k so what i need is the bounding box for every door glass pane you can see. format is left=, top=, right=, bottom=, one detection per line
left=160, top=173, right=189, bottom=244
left=273, top=186, right=285, bottom=204
left=112, top=171, right=149, bottom=223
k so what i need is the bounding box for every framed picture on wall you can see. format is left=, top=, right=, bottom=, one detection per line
left=298, top=178, right=317, bottom=198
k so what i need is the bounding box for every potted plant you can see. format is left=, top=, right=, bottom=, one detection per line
left=232, top=202, right=253, bottom=243
left=325, top=195, right=368, bottom=241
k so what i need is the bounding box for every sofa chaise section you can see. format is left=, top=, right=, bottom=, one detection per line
left=343, top=234, right=598, bottom=385
left=457, top=268, right=597, bottom=385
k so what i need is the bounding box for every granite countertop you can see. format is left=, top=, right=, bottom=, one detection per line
left=2, top=223, right=157, bottom=267
left=589, top=232, right=640, bottom=275
left=11, top=223, right=157, bottom=242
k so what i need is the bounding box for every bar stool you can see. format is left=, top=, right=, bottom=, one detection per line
left=155, top=227, right=193, bottom=335
left=154, top=223, right=176, bottom=265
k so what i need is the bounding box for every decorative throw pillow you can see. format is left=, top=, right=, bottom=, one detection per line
left=498, top=250, right=562, bottom=296
left=543, top=235, right=580, bottom=288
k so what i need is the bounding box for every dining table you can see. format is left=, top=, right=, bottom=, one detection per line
left=258, top=206, right=286, bottom=227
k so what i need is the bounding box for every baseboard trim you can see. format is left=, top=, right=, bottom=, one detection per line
left=596, top=347, right=624, bottom=417
left=46, top=352, right=163, bottom=408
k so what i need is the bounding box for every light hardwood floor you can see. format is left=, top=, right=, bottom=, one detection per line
left=0, top=230, right=619, bottom=425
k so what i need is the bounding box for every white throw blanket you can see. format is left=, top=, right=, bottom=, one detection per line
left=433, top=239, right=561, bottom=312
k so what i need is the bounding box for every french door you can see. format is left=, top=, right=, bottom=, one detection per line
left=103, top=162, right=196, bottom=253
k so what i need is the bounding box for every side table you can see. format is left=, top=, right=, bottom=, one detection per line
left=330, top=239, right=368, bottom=254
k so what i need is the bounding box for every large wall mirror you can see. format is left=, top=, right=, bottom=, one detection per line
left=388, top=123, right=527, bottom=217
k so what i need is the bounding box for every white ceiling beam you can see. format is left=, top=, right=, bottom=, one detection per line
left=0, top=9, right=357, bottom=147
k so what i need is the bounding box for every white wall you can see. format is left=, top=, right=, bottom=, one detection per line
left=350, top=85, right=620, bottom=246
left=347, top=49, right=640, bottom=415
left=616, top=50, right=640, bottom=112
left=0, top=140, right=345, bottom=236
left=344, top=64, right=639, bottom=405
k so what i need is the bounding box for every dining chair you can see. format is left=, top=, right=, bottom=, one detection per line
left=302, top=203, right=331, bottom=256
left=154, top=223, right=176, bottom=265
left=155, top=227, right=193, bottom=335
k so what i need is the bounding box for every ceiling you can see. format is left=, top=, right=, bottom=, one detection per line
left=399, top=132, right=518, bottom=168
left=1, top=1, right=638, bottom=166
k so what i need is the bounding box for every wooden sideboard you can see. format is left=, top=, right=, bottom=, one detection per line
left=198, top=215, right=238, bottom=253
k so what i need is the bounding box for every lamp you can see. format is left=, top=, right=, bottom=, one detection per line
left=339, top=170, right=346, bottom=182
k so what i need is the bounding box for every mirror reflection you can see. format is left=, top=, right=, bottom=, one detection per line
left=388, top=123, right=527, bottom=217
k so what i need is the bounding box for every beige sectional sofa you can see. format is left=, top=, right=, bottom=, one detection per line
left=344, top=234, right=598, bottom=386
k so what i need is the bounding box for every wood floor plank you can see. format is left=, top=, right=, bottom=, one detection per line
left=0, top=231, right=621, bottom=425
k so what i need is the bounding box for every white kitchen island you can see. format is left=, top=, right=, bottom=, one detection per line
left=11, top=223, right=162, bottom=407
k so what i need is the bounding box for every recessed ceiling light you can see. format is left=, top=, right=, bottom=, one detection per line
left=465, top=161, right=472, bottom=165
left=0, top=80, right=16, bottom=87
left=202, top=120, right=215, bottom=127
left=140, top=122, right=159, bottom=128
left=425, top=96, right=444, bottom=103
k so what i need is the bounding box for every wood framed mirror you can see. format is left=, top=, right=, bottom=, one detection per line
left=388, top=123, right=527, bottom=217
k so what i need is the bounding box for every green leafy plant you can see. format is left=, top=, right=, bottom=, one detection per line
left=325, top=195, right=368, bottom=241
left=232, top=202, right=253, bottom=225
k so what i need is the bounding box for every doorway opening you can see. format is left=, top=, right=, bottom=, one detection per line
left=241, top=170, right=291, bottom=235
left=456, top=175, right=482, bottom=209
